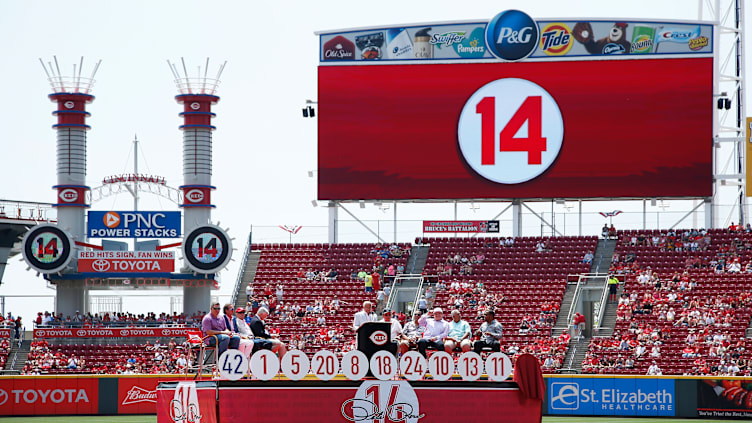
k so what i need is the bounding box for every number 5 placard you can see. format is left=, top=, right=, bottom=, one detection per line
left=458, top=78, right=563, bottom=184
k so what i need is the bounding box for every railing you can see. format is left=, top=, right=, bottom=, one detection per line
left=231, top=231, right=253, bottom=307
left=384, top=274, right=422, bottom=312
left=593, top=276, right=611, bottom=333
left=566, top=275, right=586, bottom=334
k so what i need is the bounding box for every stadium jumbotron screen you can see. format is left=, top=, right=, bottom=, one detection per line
left=317, top=16, right=713, bottom=200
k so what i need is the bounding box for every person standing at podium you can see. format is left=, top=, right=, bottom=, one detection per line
left=353, top=301, right=377, bottom=330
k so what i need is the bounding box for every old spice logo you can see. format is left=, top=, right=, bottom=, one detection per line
left=122, top=386, right=157, bottom=405
left=323, top=36, right=355, bottom=61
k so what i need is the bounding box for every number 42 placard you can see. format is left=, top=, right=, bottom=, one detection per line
left=458, top=78, right=564, bottom=184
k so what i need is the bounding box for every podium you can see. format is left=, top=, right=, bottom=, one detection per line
left=356, top=322, right=397, bottom=359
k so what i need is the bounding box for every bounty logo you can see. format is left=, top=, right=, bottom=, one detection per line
left=453, top=27, right=486, bottom=58
left=103, top=212, right=121, bottom=228
left=485, top=10, right=539, bottom=60
left=550, top=383, right=579, bottom=410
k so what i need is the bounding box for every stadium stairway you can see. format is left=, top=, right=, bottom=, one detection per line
left=552, top=285, right=576, bottom=335
left=590, top=238, right=616, bottom=274
left=562, top=336, right=589, bottom=372
left=406, top=244, right=429, bottom=274
left=233, top=250, right=261, bottom=310
left=9, top=340, right=30, bottom=373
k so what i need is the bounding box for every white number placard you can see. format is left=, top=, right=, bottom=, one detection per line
left=342, top=350, right=368, bottom=381
left=281, top=349, right=310, bottom=381
left=218, top=350, right=248, bottom=381
left=485, top=352, right=513, bottom=381
left=249, top=349, right=280, bottom=380
left=457, top=352, right=482, bottom=381
left=311, top=350, right=339, bottom=381
left=399, top=351, right=427, bottom=381
left=427, top=351, right=454, bottom=381
left=369, top=350, right=397, bottom=381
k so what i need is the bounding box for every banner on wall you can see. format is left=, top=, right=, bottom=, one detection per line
left=697, top=379, right=752, bottom=418
left=423, top=220, right=500, bottom=233
left=547, top=377, right=675, bottom=416
left=33, top=327, right=192, bottom=338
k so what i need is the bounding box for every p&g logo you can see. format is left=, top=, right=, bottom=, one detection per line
left=486, top=10, right=539, bottom=60
left=550, top=382, right=579, bottom=410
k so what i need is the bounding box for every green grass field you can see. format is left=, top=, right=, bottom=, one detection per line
left=0, top=416, right=737, bottom=423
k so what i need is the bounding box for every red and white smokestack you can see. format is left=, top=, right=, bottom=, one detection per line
left=169, top=59, right=226, bottom=237
left=42, top=57, right=101, bottom=243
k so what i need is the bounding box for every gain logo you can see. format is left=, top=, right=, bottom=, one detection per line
left=539, top=23, right=572, bottom=56
left=485, top=10, right=539, bottom=60
left=59, top=188, right=78, bottom=203
left=103, top=211, right=121, bottom=228
left=342, top=381, right=424, bottom=423
left=369, top=330, right=388, bottom=346
left=185, top=189, right=205, bottom=203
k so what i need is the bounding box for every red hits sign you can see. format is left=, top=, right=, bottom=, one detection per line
left=77, top=251, right=175, bottom=273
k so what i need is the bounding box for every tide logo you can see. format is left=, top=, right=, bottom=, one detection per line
left=539, top=23, right=573, bottom=56
left=103, top=212, right=121, bottom=228
left=59, top=189, right=78, bottom=203
left=369, top=330, right=388, bottom=346
left=185, top=189, right=205, bottom=203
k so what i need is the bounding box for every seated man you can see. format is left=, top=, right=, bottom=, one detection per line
left=250, top=307, right=287, bottom=358
left=399, top=311, right=424, bottom=355
left=380, top=309, right=402, bottom=354
left=473, top=310, right=503, bottom=353
left=444, top=309, right=472, bottom=353
left=201, top=301, right=240, bottom=358
left=417, top=308, right=449, bottom=358
left=231, top=307, right=272, bottom=357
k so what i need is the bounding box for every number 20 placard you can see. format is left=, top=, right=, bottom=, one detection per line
left=458, top=78, right=563, bottom=184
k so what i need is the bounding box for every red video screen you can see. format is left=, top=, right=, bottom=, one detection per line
left=317, top=58, right=712, bottom=200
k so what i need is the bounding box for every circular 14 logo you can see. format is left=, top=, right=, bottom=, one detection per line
left=457, top=78, right=563, bottom=184
left=182, top=225, right=232, bottom=274
left=485, top=10, right=539, bottom=60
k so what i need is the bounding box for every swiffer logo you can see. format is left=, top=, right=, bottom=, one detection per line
left=550, top=383, right=579, bottom=410
left=485, top=10, right=539, bottom=61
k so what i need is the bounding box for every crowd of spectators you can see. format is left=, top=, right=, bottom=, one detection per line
left=33, top=310, right=205, bottom=328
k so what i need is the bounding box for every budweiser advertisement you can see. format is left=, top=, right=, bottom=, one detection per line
left=119, top=377, right=159, bottom=414
left=33, top=327, right=192, bottom=338
left=77, top=251, right=175, bottom=273
left=423, top=220, right=500, bottom=233
left=318, top=58, right=712, bottom=199
left=0, top=377, right=98, bottom=416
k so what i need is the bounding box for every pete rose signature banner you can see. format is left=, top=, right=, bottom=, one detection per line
left=318, top=58, right=712, bottom=200
left=423, top=220, right=500, bottom=233
left=158, top=380, right=541, bottom=423
left=78, top=250, right=175, bottom=273
left=33, top=327, right=192, bottom=338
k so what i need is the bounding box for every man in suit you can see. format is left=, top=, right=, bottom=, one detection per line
left=250, top=307, right=287, bottom=358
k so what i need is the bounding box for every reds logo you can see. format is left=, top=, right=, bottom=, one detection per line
left=190, top=102, right=201, bottom=110
left=59, top=188, right=78, bottom=203
left=92, top=259, right=110, bottom=272
left=369, top=330, right=388, bottom=346
left=64, top=101, right=75, bottom=109
left=122, top=386, right=157, bottom=405
left=185, top=189, right=205, bottom=203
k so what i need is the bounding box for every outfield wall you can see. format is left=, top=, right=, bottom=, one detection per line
left=544, top=374, right=752, bottom=420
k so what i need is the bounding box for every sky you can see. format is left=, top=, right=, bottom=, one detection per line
left=0, top=0, right=746, bottom=324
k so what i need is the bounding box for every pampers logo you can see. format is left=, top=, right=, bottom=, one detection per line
left=485, top=10, right=539, bottom=60
left=453, top=27, right=486, bottom=59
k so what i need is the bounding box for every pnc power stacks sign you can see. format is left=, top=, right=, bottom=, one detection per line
left=87, top=211, right=181, bottom=238
left=317, top=11, right=713, bottom=200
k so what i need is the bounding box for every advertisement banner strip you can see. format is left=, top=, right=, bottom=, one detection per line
left=33, top=327, right=192, bottom=338
left=422, top=220, right=499, bottom=233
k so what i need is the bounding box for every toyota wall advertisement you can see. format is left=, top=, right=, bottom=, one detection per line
left=317, top=10, right=712, bottom=200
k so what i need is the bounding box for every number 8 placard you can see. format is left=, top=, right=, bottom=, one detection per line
left=457, top=78, right=563, bottom=185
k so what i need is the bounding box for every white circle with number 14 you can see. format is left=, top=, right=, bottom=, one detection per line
left=485, top=352, right=513, bottom=381
left=457, top=78, right=563, bottom=184
left=399, top=351, right=427, bottom=381
left=218, top=350, right=248, bottom=381
left=311, top=350, right=339, bottom=381
left=250, top=349, right=280, bottom=380
left=281, top=349, right=310, bottom=381
left=370, top=350, right=398, bottom=381
left=342, top=350, right=369, bottom=381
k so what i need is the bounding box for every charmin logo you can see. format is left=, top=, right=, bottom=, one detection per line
left=185, top=189, right=204, bottom=203
left=59, top=188, right=78, bottom=203
left=0, top=389, right=7, bottom=406
left=430, top=31, right=466, bottom=47
left=122, top=386, right=157, bottom=405
left=602, top=43, right=626, bottom=54
left=342, top=381, right=423, bottom=423
left=539, top=23, right=573, bottom=56
left=103, top=211, right=121, bottom=228
left=485, top=10, right=539, bottom=60
left=76, top=330, right=87, bottom=337
left=369, top=330, right=388, bottom=346
left=689, top=36, right=709, bottom=51
left=323, top=36, right=356, bottom=61
left=92, top=259, right=111, bottom=272
left=550, top=383, right=579, bottom=410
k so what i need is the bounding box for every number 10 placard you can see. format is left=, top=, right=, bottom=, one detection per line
left=458, top=78, right=564, bottom=185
